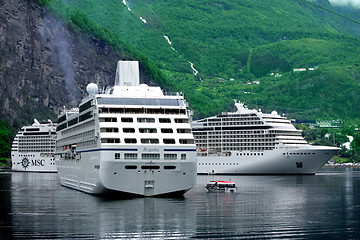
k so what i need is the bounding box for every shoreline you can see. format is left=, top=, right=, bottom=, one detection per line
left=0, top=158, right=11, bottom=170
left=323, top=162, right=360, bottom=168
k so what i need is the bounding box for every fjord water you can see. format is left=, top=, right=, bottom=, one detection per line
left=1, top=169, right=360, bottom=239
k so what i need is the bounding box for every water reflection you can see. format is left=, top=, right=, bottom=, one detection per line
left=0, top=172, right=13, bottom=239
left=188, top=172, right=360, bottom=239
left=8, top=172, right=197, bottom=239
left=1, top=169, right=359, bottom=239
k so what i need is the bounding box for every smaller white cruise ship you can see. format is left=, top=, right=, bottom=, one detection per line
left=55, top=60, right=197, bottom=196
left=11, top=119, right=57, bottom=172
left=192, top=101, right=340, bottom=175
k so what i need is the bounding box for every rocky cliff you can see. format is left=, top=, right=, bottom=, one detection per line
left=0, top=0, right=152, bottom=128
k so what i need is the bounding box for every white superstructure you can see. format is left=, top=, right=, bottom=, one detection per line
left=55, top=61, right=197, bottom=196
left=11, top=119, right=57, bottom=172
left=192, top=102, right=340, bottom=175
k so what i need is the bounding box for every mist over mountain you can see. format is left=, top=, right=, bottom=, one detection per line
left=0, top=0, right=359, bottom=127
left=329, top=0, right=360, bottom=9
left=0, top=0, right=155, bottom=128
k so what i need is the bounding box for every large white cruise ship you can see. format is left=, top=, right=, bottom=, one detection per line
left=55, top=61, right=197, bottom=196
left=11, top=119, right=57, bottom=172
left=192, top=102, right=340, bottom=175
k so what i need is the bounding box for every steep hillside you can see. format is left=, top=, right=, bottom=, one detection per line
left=0, top=0, right=156, bottom=128
left=38, top=0, right=360, bottom=120
left=214, top=36, right=360, bottom=119
left=328, top=2, right=360, bottom=37
left=44, top=0, right=359, bottom=76
left=1, top=0, right=360, bottom=124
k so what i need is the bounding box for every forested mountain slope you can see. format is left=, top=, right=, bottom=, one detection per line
left=1, top=0, right=360, bottom=124
left=40, top=0, right=360, bottom=120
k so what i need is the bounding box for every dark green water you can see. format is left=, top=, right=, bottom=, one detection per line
left=1, top=168, right=359, bottom=239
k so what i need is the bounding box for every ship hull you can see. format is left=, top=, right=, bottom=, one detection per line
left=197, top=146, right=339, bottom=175
left=55, top=60, right=197, bottom=197
left=11, top=152, right=57, bottom=172
left=56, top=149, right=197, bottom=196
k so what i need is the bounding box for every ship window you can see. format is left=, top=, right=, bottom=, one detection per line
left=115, top=153, right=120, bottom=159
left=125, top=108, right=143, bottom=114
left=145, top=108, right=164, bottom=114
left=101, top=138, right=120, bottom=143
left=159, top=118, right=171, bottom=123
left=123, top=128, right=135, bottom=133
left=26, top=128, right=40, bottom=132
left=142, top=153, right=160, bottom=160
left=58, top=115, right=66, bottom=123
left=163, top=139, right=176, bottom=144
left=181, top=154, right=186, bottom=160
left=100, top=128, right=119, bottom=133
left=165, top=109, right=184, bottom=115
left=121, top=117, right=133, bottom=122
left=179, top=139, right=194, bottom=144
left=97, top=97, right=180, bottom=106
left=139, top=128, right=157, bottom=133
left=124, top=153, right=137, bottom=159
left=68, top=117, right=79, bottom=127
left=79, top=100, right=92, bottom=112
left=99, top=107, right=108, bottom=113
left=107, top=108, right=124, bottom=114
left=296, top=162, right=303, bottom=168
left=125, top=138, right=137, bottom=144
left=137, top=118, right=155, bottom=123
left=164, top=166, right=176, bottom=170
left=141, top=138, right=159, bottom=144
left=161, top=128, right=173, bottom=133
left=57, top=123, right=67, bottom=131
left=177, top=129, right=191, bottom=134
left=79, top=112, right=92, bottom=122
left=164, top=154, right=177, bottom=160
left=100, top=117, right=117, bottom=122
left=125, top=165, right=137, bottom=169
left=175, top=118, right=189, bottom=123
left=141, top=165, right=160, bottom=170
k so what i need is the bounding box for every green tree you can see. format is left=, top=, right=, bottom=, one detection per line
left=0, top=120, right=13, bottom=167
left=350, top=133, right=360, bottom=162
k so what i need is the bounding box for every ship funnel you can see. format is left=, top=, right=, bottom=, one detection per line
left=114, top=61, right=140, bottom=86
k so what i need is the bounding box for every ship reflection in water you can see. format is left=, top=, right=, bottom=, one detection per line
left=1, top=169, right=360, bottom=239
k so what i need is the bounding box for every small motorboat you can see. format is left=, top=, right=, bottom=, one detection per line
left=205, top=181, right=237, bottom=193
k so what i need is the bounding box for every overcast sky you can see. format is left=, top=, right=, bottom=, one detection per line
left=328, top=0, right=360, bottom=8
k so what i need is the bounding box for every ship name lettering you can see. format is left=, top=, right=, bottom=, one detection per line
left=143, top=148, right=160, bottom=152
left=31, top=159, right=45, bottom=166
